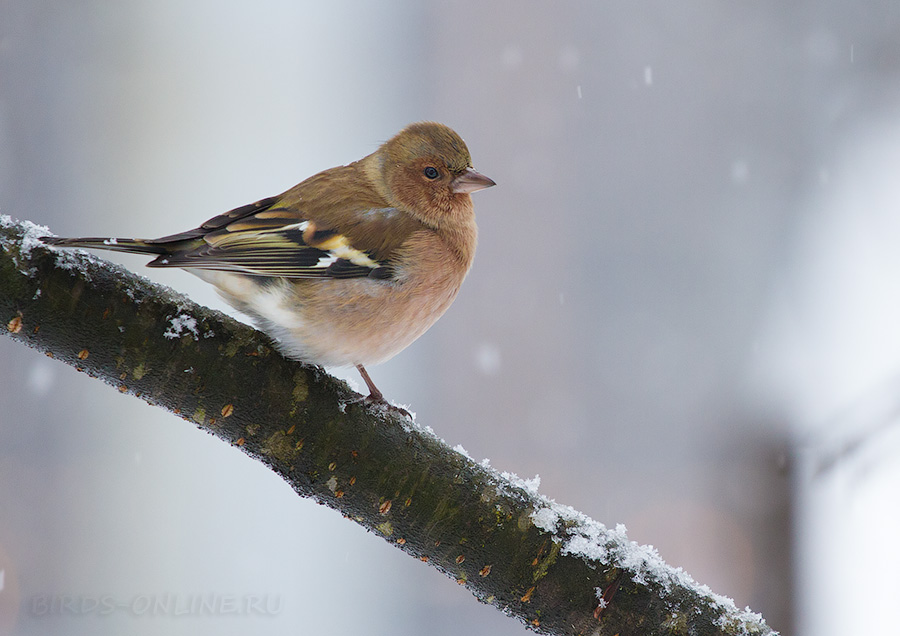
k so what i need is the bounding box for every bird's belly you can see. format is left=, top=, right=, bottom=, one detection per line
left=193, top=271, right=459, bottom=368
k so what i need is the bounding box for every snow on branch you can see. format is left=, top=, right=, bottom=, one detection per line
left=0, top=216, right=776, bottom=636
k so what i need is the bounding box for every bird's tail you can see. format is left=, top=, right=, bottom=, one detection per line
left=42, top=236, right=170, bottom=256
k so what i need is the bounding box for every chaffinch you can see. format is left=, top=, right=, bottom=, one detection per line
left=44, top=121, right=495, bottom=410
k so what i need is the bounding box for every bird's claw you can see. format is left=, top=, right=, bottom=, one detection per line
left=350, top=393, right=411, bottom=419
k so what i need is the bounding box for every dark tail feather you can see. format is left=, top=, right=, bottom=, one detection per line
left=42, top=236, right=170, bottom=256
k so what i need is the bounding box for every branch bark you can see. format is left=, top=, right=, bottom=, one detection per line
left=0, top=216, right=776, bottom=636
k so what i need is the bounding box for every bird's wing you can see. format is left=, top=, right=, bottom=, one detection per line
left=146, top=200, right=395, bottom=280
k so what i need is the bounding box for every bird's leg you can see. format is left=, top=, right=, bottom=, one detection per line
left=355, top=364, right=384, bottom=402
left=354, top=364, right=410, bottom=418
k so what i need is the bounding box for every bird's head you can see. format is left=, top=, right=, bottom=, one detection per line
left=371, top=122, right=495, bottom=227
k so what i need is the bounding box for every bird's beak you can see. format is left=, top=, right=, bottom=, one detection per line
left=451, top=168, right=496, bottom=194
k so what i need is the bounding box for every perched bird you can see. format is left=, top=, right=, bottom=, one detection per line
left=44, top=121, right=495, bottom=411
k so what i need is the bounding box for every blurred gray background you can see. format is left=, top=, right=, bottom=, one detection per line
left=4, top=2, right=900, bottom=635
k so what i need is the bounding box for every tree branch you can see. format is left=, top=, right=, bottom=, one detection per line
left=0, top=216, right=776, bottom=636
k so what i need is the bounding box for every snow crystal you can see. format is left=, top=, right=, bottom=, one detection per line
left=731, top=159, right=750, bottom=185
left=164, top=314, right=199, bottom=340
left=474, top=342, right=501, bottom=376
left=499, top=471, right=541, bottom=496
left=2, top=217, right=77, bottom=274
left=530, top=506, right=560, bottom=532
left=0, top=215, right=51, bottom=256
left=395, top=408, right=439, bottom=438
left=1, top=215, right=55, bottom=275
left=453, top=444, right=472, bottom=459
left=551, top=506, right=678, bottom=586
left=390, top=401, right=415, bottom=420
left=342, top=374, right=361, bottom=394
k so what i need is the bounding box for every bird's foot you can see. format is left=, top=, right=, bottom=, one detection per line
left=352, top=363, right=412, bottom=418
left=356, top=392, right=411, bottom=419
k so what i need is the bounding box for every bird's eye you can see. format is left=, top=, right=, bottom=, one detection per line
left=423, top=166, right=440, bottom=180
